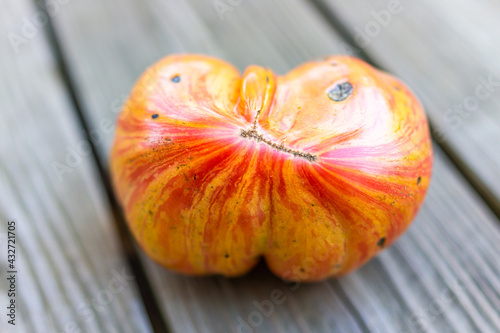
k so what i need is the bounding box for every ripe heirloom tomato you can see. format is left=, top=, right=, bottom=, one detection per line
left=110, top=54, right=432, bottom=282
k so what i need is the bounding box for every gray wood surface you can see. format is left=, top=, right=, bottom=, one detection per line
left=48, top=0, right=500, bottom=332
left=316, top=0, right=500, bottom=210
left=0, top=1, right=152, bottom=332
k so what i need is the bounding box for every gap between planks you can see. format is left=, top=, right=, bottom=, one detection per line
left=40, top=0, right=500, bottom=331
left=307, top=0, right=500, bottom=220
left=35, top=1, right=170, bottom=332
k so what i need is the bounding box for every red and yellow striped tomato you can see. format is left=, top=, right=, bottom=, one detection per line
left=110, top=54, right=432, bottom=281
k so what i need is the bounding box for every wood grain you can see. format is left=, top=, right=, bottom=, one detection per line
left=48, top=0, right=500, bottom=332
left=0, top=1, right=151, bottom=332
left=314, top=0, right=500, bottom=210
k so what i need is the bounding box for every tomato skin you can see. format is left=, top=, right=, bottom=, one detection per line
left=110, top=54, right=433, bottom=281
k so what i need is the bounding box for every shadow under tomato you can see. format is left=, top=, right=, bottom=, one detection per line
left=152, top=258, right=346, bottom=332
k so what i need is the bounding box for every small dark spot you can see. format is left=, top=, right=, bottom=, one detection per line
left=152, top=114, right=159, bottom=119
left=165, top=138, right=172, bottom=141
left=194, top=174, right=197, bottom=180
left=394, top=86, right=400, bottom=91
left=171, top=75, right=180, bottom=83
left=300, top=268, right=305, bottom=272
left=311, top=204, right=315, bottom=206
left=225, top=254, right=230, bottom=258
left=328, top=82, right=353, bottom=102
left=148, top=210, right=153, bottom=215
left=266, top=75, right=269, bottom=83
left=292, top=239, right=296, bottom=243
left=377, top=237, right=386, bottom=247
left=417, top=176, right=422, bottom=186
left=236, top=202, right=239, bottom=205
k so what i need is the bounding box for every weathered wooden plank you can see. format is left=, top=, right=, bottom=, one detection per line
left=50, top=0, right=500, bottom=332
left=314, top=0, right=500, bottom=210
left=0, top=1, right=152, bottom=332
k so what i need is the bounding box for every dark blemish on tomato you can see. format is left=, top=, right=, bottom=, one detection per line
left=394, top=86, right=400, bottom=91
left=165, top=138, right=172, bottom=141
left=377, top=237, right=386, bottom=247
left=225, top=254, right=230, bottom=258
left=266, top=75, right=269, bottom=83
left=171, top=75, right=180, bottom=83
left=152, top=114, right=159, bottom=119
left=417, top=176, right=422, bottom=185
left=311, top=204, right=315, bottom=206
left=328, top=82, right=353, bottom=102
left=300, top=268, right=305, bottom=272
left=193, top=174, right=197, bottom=180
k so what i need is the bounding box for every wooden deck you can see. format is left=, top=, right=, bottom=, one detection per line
left=1, top=0, right=499, bottom=332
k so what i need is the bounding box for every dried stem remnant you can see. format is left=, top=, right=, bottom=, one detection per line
left=240, top=128, right=317, bottom=162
